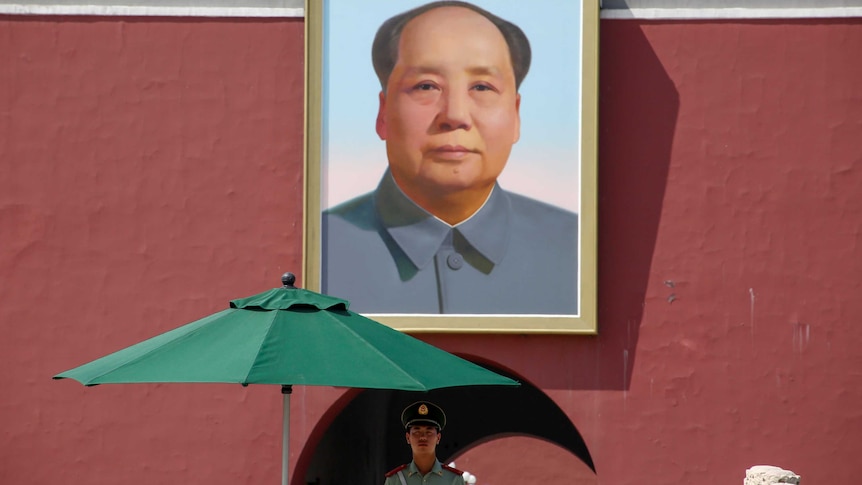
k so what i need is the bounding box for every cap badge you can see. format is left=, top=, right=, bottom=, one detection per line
left=418, top=404, right=429, bottom=415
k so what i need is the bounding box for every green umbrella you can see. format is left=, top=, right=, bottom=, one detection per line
left=54, top=273, right=518, bottom=485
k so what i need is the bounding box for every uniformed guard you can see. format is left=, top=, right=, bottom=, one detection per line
left=383, top=401, right=465, bottom=485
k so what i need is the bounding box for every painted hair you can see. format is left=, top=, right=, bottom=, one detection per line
left=371, top=1, right=531, bottom=91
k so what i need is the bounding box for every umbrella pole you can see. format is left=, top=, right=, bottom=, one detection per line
left=282, top=385, right=292, bottom=485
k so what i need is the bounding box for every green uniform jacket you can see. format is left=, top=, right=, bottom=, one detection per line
left=384, top=460, right=465, bottom=485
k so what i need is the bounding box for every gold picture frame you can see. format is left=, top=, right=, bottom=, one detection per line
left=303, top=0, right=598, bottom=334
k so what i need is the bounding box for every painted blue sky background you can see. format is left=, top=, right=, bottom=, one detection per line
left=322, top=0, right=583, bottom=212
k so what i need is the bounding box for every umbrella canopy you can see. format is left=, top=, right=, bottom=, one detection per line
left=54, top=275, right=516, bottom=390
left=54, top=273, right=518, bottom=485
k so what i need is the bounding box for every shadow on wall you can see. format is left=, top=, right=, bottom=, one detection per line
left=594, top=19, right=679, bottom=389
left=299, top=365, right=593, bottom=485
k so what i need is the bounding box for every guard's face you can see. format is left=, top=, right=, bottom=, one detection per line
left=406, top=425, right=440, bottom=457
left=376, top=6, right=521, bottom=206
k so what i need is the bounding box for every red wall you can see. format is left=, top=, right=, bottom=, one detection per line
left=2, top=15, right=861, bottom=485
left=0, top=16, right=306, bottom=485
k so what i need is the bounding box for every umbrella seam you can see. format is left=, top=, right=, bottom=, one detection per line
left=325, top=312, right=428, bottom=390
left=59, top=309, right=234, bottom=385
left=242, top=309, right=282, bottom=385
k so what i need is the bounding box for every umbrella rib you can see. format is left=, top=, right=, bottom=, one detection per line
left=326, top=313, right=427, bottom=389
left=66, top=310, right=232, bottom=385
left=242, top=310, right=282, bottom=386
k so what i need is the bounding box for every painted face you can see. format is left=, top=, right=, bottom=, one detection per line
left=406, top=425, right=441, bottom=458
left=376, top=6, right=521, bottom=208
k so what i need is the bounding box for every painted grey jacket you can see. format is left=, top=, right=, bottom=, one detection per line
left=321, top=170, right=579, bottom=315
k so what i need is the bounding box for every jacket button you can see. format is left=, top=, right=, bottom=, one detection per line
left=447, top=252, right=463, bottom=270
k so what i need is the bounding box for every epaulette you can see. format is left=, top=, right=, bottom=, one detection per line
left=442, top=464, right=464, bottom=475
left=385, top=464, right=408, bottom=477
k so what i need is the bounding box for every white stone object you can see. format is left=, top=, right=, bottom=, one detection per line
left=744, top=465, right=801, bottom=484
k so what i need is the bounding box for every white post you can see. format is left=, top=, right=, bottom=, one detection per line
left=282, top=385, right=292, bottom=485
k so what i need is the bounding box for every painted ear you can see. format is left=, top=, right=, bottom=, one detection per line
left=376, top=91, right=387, bottom=140
left=512, top=93, right=521, bottom=144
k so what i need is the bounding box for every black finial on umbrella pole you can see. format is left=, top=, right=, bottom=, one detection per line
left=281, top=272, right=297, bottom=289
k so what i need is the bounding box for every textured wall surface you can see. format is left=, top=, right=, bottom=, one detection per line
left=0, top=16, right=305, bottom=485
left=1, top=15, right=861, bottom=485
